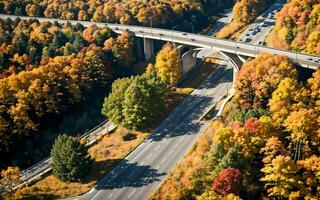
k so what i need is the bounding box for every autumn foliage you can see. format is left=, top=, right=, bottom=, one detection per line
left=0, top=18, right=137, bottom=169
left=211, top=168, right=241, bottom=196
left=267, top=0, right=320, bottom=55
left=153, top=53, right=320, bottom=199
left=235, top=53, right=296, bottom=109
left=153, top=43, right=182, bottom=85
left=0, top=0, right=210, bottom=32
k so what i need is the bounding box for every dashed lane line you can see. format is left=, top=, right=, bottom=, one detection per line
left=128, top=189, right=136, bottom=198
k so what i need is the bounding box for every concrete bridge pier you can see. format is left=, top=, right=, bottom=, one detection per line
left=182, top=50, right=197, bottom=75
left=144, top=38, right=155, bottom=62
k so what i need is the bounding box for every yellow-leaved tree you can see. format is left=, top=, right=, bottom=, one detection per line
left=0, top=166, right=21, bottom=199
left=154, top=43, right=182, bottom=85
left=261, top=155, right=303, bottom=198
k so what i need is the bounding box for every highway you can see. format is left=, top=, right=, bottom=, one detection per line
left=239, top=0, right=286, bottom=45
left=0, top=14, right=319, bottom=69
left=197, top=8, right=233, bottom=60
left=70, top=62, right=233, bottom=200
left=210, top=8, right=233, bottom=35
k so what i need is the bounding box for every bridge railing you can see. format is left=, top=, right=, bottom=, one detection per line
left=1, top=14, right=319, bottom=63
left=4, top=119, right=116, bottom=191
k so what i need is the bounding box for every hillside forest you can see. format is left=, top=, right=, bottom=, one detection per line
left=267, top=0, right=320, bottom=55
left=0, top=18, right=139, bottom=169
left=0, top=0, right=224, bottom=33
left=153, top=53, right=320, bottom=200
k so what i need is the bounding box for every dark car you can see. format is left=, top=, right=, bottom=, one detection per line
left=182, top=33, right=188, bottom=36
left=191, top=38, right=195, bottom=41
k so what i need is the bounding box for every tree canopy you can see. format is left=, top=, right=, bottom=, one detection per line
left=102, top=72, right=166, bottom=130
left=153, top=43, right=182, bottom=85
left=51, top=134, right=92, bottom=182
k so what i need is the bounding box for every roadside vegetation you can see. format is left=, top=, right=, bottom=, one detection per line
left=4, top=43, right=219, bottom=199
left=267, top=0, right=320, bottom=55
left=216, top=0, right=275, bottom=39
left=11, top=128, right=148, bottom=199
left=152, top=53, right=320, bottom=199
left=51, top=134, right=92, bottom=182
left=0, top=18, right=139, bottom=171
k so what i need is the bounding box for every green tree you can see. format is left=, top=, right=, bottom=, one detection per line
left=102, top=77, right=134, bottom=125
left=213, top=144, right=247, bottom=175
left=122, top=72, right=166, bottom=130
left=102, top=72, right=166, bottom=130
left=51, top=134, right=92, bottom=182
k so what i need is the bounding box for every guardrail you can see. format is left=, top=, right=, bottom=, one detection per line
left=8, top=120, right=117, bottom=190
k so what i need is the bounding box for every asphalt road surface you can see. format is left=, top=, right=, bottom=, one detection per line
left=210, top=8, right=233, bottom=35
left=240, top=0, right=286, bottom=45
left=71, top=63, right=233, bottom=200
left=197, top=8, right=233, bottom=60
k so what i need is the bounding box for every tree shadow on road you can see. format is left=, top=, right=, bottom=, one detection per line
left=94, top=160, right=165, bottom=190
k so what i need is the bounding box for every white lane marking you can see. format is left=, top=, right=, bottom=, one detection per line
left=130, top=142, right=152, bottom=162
left=91, top=190, right=101, bottom=200
left=108, top=193, right=113, bottom=198
left=146, top=153, right=153, bottom=160
left=141, top=161, right=145, bottom=165
left=161, top=157, right=167, bottom=164
left=128, top=189, right=136, bottom=198
left=154, top=145, right=160, bottom=151
left=89, top=188, right=95, bottom=194
left=168, top=149, right=174, bottom=156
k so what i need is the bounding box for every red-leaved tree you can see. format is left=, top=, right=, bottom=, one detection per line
left=211, top=167, right=242, bottom=196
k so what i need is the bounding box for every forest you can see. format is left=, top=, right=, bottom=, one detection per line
left=0, top=18, right=139, bottom=169
left=267, top=0, right=320, bottom=55
left=0, top=0, right=223, bottom=32
left=153, top=53, right=320, bottom=199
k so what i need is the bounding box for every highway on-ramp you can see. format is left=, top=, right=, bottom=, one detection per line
left=71, top=63, right=233, bottom=200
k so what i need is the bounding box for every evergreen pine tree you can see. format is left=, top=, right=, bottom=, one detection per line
left=51, top=134, right=92, bottom=182
left=213, top=144, right=247, bottom=175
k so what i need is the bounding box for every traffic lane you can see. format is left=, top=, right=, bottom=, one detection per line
left=84, top=66, right=233, bottom=200
left=112, top=127, right=204, bottom=200
left=102, top=67, right=233, bottom=200
left=109, top=75, right=232, bottom=200
left=129, top=74, right=232, bottom=200
left=90, top=120, right=205, bottom=200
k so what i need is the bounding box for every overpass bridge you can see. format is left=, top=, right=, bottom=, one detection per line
left=0, top=14, right=319, bottom=70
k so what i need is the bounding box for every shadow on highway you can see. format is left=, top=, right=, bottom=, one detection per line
left=149, top=67, right=233, bottom=141
left=90, top=66, right=233, bottom=194
left=197, top=67, right=233, bottom=89
left=95, top=160, right=165, bottom=190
